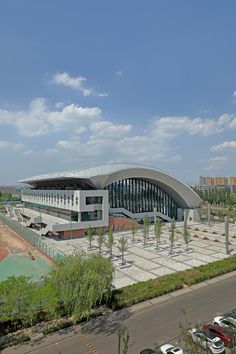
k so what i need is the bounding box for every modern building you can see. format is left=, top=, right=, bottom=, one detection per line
left=18, top=164, right=202, bottom=238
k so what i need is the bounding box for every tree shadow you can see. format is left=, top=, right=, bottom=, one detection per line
left=80, top=308, right=132, bottom=336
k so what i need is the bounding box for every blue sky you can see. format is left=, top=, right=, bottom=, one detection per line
left=1, top=0, right=236, bottom=184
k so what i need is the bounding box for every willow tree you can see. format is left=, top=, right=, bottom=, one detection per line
left=86, top=225, right=94, bottom=249
left=105, top=226, right=115, bottom=259
left=154, top=217, right=162, bottom=250
left=45, top=253, right=114, bottom=321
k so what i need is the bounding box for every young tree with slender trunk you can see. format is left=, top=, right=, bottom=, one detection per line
left=86, top=225, right=94, bottom=249
left=143, top=214, right=150, bottom=239
left=169, top=218, right=177, bottom=255
left=131, top=222, right=137, bottom=242
left=97, top=227, right=105, bottom=254
left=105, top=226, right=115, bottom=259
left=118, top=236, right=128, bottom=266
left=117, top=324, right=130, bottom=354
left=142, top=227, right=147, bottom=247
left=154, top=217, right=162, bottom=250
left=182, top=216, right=190, bottom=252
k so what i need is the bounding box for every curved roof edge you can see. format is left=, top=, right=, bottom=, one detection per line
left=19, top=163, right=202, bottom=208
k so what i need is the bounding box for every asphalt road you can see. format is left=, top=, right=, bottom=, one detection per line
left=4, top=275, right=236, bottom=354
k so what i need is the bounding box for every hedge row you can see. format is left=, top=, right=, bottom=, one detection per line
left=110, top=254, right=236, bottom=310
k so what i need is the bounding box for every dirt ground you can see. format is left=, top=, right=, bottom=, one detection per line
left=0, top=220, right=39, bottom=261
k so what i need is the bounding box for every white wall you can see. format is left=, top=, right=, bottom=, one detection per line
left=21, top=189, right=109, bottom=231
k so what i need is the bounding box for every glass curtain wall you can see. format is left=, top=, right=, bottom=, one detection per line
left=106, top=178, right=178, bottom=219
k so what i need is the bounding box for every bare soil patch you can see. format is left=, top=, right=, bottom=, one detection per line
left=0, top=220, right=38, bottom=261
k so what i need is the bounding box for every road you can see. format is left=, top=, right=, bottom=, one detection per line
left=4, top=275, right=236, bottom=354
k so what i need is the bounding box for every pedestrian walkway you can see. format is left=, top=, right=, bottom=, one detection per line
left=41, top=221, right=236, bottom=288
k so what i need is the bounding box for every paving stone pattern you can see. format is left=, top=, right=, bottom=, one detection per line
left=41, top=222, right=236, bottom=288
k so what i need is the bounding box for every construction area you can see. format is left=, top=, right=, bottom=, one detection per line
left=0, top=220, right=52, bottom=282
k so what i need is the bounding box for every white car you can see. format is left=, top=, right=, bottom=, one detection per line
left=213, top=316, right=236, bottom=329
left=188, top=328, right=225, bottom=353
left=160, top=344, right=184, bottom=353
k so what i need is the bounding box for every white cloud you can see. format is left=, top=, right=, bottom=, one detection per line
left=208, top=156, right=227, bottom=162
left=116, top=70, right=123, bottom=77
left=50, top=72, right=91, bottom=96
left=0, top=140, right=24, bottom=151
left=0, top=98, right=102, bottom=137
left=233, top=91, right=236, bottom=102
left=97, top=93, right=109, bottom=97
left=211, top=141, right=236, bottom=152
left=50, top=72, right=108, bottom=98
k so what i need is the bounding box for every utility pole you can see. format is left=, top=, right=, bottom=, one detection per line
left=225, top=215, right=229, bottom=255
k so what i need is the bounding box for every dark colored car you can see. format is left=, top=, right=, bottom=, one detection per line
left=140, top=350, right=155, bottom=354
left=203, top=324, right=235, bottom=347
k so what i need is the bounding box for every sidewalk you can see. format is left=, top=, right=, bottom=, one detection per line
left=2, top=268, right=236, bottom=354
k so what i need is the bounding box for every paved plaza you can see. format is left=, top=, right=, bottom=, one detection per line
left=41, top=221, right=236, bottom=288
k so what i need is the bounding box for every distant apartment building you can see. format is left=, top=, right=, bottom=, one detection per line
left=199, top=176, right=236, bottom=192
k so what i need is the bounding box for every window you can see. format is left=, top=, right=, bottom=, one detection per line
left=86, top=196, right=103, bottom=205
left=81, top=210, right=102, bottom=222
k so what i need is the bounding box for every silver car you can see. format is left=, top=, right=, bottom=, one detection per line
left=188, top=328, right=225, bottom=354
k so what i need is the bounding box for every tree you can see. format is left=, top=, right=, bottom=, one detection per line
left=45, top=253, right=114, bottom=321
left=142, top=227, right=147, bottom=247
left=143, top=215, right=150, bottom=239
left=117, top=325, right=130, bottom=354
left=86, top=225, right=94, bottom=249
left=154, top=217, right=162, bottom=250
left=118, top=236, right=128, bottom=266
left=131, top=222, right=137, bottom=242
left=97, top=227, right=105, bottom=254
left=105, top=226, right=115, bottom=259
left=0, top=276, right=38, bottom=326
left=169, top=218, right=177, bottom=255
left=182, top=215, right=190, bottom=253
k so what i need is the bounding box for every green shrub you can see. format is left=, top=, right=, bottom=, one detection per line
left=0, top=332, right=31, bottom=349
left=110, top=273, right=183, bottom=310
left=42, top=319, right=73, bottom=335
left=110, top=255, right=236, bottom=310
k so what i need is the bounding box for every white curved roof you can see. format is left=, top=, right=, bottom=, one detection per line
left=19, top=163, right=202, bottom=208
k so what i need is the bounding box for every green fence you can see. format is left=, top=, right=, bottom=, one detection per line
left=0, top=213, right=64, bottom=261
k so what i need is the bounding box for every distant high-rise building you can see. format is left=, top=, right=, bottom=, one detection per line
left=214, top=177, right=228, bottom=186
left=199, top=176, right=214, bottom=186
left=199, top=176, right=236, bottom=191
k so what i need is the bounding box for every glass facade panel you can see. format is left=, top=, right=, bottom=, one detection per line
left=86, top=196, right=103, bottom=205
left=105, top=178, right=177, bottom=219
left=81, top=210, right=102, bottom=221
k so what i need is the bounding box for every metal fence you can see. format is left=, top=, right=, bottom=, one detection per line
left=0, top=213, right=64, bottom=261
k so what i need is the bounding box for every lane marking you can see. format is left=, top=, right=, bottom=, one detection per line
left=77, top=330, right=99, bottom=354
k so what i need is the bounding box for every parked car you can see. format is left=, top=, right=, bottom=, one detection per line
left=222, top=310, right=236, bottom=323
left=213, top=316, right=236, bottom=330
left=203, top=324, right=235, bottom=347
left=140, top=350, right=155, bottom=354
left=160, top=344, right=184, bottom=353
left=188, top=328, right=225, bottom=353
